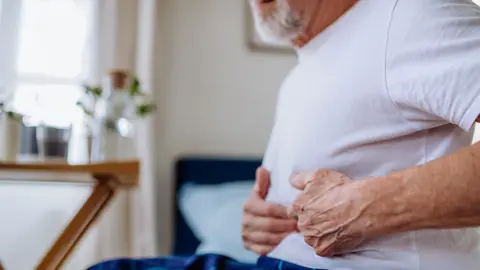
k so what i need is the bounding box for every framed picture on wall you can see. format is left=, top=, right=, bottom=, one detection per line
left=245, top=2, right=295, bottom=54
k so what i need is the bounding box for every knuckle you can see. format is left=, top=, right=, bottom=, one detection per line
left=315, top=248, right=327, bottom=257
left=241, top=214, right=248, bottom=225
left=315, top=244, right=335, bottom=257
left=265, top=219, right=276, bottom=231
left=302, top=216, right=313, bottom=226
left=297, top=221, right=307, bottom=232
left=241, top=231, right=249, bottom=241
left=292, top=201, right=304, bottom=213
left=304, top=236, right=316, bottom=247
left=242, top=214, right=251, bottom=228
left=243, top=200, right=254, bottom=213
left=298, top=220, right=313, bottom=232
left=314, top=168, right=329, bottom=178
left=265, top=204, right=276, bottom=216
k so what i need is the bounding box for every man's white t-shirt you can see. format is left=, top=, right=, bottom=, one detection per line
left=263, top=0, right=480, bottom=269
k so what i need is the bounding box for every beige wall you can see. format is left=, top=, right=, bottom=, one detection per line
left=153, top=0, right=296, bottom=253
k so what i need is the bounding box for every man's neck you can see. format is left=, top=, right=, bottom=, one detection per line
left=294, top=0, right=358, bottom=48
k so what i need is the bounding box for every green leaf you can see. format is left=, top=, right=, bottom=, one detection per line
left=82, top=83, right=102, bottom=97
left=129, top=77, right=142, bottom=97
left=92, top=87, right=103, bottom=97
left=136, top=103, right=156, bottom=118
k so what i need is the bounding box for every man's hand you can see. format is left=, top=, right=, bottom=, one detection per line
left=287, top=169, right=376, bottom=257
left=242, top=167, right=297, bottom=255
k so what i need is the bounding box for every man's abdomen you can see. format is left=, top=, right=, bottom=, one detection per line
left=267, top=230, right=480, bottom=270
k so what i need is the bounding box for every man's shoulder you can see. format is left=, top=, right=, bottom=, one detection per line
left=394, top=0, right=479, bottom=11
left=392, top=0, right=480, bottom=27
left=389, top=0, right=480, bottom=49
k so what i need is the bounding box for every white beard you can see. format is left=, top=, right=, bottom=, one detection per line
left=249, top=0, right=305, bottom=46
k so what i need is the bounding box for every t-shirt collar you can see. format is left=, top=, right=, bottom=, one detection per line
left=295, top=31, right=332, bottom=62
left=294, top=0, right=361, bottom=62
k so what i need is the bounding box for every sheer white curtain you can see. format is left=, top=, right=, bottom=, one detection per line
left=67, top=0, right=159, bottom=268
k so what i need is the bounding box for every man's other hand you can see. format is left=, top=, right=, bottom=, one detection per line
left=242, top=167, right=297, bottom=255
left=287, top=169, right=369, bottom=257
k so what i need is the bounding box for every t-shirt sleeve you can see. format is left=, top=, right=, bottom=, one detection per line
left=386, top=0, right=480, bottom=131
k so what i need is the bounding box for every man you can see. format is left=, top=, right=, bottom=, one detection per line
left=242, top=0, right=480, bottom=269
left=91, top=0, right=480, bottom=269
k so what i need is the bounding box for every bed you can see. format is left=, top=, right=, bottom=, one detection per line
left=173, top=156, right=262, bottom=257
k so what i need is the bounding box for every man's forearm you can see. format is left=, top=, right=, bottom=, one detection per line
left=360, top=142, right=480, bottom=238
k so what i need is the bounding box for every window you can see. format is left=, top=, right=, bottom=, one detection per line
left=0, top=0, right=90, bottom=127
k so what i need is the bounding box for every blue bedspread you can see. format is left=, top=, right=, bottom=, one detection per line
left=88, top=254, right=326, bottom=270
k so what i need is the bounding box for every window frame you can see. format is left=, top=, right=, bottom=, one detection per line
left=0, top=0, right=22, bottom=99
left=0, top=0, right=89, bottom=126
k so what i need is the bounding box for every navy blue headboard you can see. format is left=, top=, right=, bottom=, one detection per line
left=173, top=156, right=262, bottom=255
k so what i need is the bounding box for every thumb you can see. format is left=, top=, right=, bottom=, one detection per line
left=254, top=167, right=270, bottom=199
left=289, top=172, right=311, bottom=191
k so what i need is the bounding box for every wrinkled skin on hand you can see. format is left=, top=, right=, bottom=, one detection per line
left=287, top=169, right=376, bottom=257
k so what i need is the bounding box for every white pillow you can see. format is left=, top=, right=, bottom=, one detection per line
left=179, top=181, right=259, bottom=263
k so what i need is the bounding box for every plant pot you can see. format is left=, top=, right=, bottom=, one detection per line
left=36, top=125, right=71, bottom=162
left=0, top=115, right=21, bottom=162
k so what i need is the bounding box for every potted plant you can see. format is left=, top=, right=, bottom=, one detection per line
left=77, top=73, right=156, bottom=161
left=77, top=76, right=156, bottom=129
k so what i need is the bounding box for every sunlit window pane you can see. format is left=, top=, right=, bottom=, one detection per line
left=12, top=83, right=82, bottom=127
left=16, top=0, right=88, bottom=79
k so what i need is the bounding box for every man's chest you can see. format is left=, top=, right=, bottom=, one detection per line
left=271, top=60, right=402, bottom=175
left=278, top=60, right=389, bottom=136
